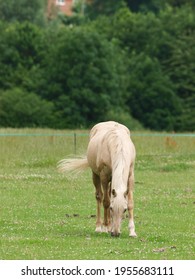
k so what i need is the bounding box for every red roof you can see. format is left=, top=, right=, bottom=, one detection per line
left=47, top=0, right=74, bottom=18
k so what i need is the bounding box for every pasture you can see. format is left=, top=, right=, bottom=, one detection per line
left=0, top=128, right=194, bottom=260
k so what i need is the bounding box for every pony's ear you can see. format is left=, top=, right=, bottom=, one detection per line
left=124, top=189, right=129, bottom=198
left=112, top=189, right=117, bottom=197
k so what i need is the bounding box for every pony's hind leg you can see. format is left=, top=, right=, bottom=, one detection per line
left=128, top=170, right=137, bottom=237
left=92, top=172, right=103, bottom=232
left=101, top=173, right=111, bottom=233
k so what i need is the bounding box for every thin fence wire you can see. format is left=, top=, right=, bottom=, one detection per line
left=0, top=131, right=195, bottom=158
left=0, top=132, right=194, bottom=156
left=0, top=132, right=194, bottom=137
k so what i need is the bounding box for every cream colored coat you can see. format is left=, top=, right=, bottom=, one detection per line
left=58, top=121, right=137, bottom=237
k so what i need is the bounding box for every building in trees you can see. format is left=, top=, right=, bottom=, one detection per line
left=47, top=0, right=74, bottom=18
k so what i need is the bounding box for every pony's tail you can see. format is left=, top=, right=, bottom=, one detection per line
left=57, top=157, right=89, bottom=174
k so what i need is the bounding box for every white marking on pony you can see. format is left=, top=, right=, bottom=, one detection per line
left=95, top=226, right=102, bottom=233
left=129, top=220, right=137, bottom=237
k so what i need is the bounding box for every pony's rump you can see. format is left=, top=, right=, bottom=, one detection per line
left=57, top=157, right=89, bottom=174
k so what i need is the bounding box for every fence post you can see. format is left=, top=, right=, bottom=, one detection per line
left=74, top=133, right=77, bottom=154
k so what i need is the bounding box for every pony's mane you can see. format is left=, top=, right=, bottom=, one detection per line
left=105, top=128, right=130, bottom=191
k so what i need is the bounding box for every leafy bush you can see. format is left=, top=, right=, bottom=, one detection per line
left=0, top=88, right=54, bottom=127
left=106, top=109, right=144, bottom=131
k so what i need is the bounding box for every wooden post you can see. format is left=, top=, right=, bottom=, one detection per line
left=74, top=133, right=77, bottom=154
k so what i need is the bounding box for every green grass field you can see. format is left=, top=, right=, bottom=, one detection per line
left=0, top=128, right=194, bottom=260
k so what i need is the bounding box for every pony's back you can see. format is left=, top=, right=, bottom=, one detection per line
left=90, top=121, right=130, bottom=140
left=87, top=121, right=134, bottom=175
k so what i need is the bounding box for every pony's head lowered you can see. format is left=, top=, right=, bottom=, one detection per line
left=110, top=188, right=128, bottom=237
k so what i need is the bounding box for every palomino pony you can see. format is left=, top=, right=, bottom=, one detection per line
left=58, top=121, right=137, bottom=237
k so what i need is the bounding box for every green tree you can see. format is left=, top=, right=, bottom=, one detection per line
left=85, top=0, right=126, bottom=19
left=0, top=0, right=46, bottom=24
left=0, top=88, right=54, bottom=127
left=125, top=0, right=195, bottom=13
left=94, top=7, right=195, bottom=131
left=127, top=53, right=182, bottom=131
left=181, top=95, right=195, bottom=131
left=41, top=26, right=129, bottom=128
left=0, top=22, right=45, bottom=91
left=125, top=0, right=164, bottom=13
left=159, top=6, right=195, bottom=130
left=164, top=0, right=195, bottom=8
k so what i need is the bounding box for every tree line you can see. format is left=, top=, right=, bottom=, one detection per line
left=0, top=0, right=194, bottom=131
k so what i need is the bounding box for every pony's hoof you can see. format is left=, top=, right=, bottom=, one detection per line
left=129, top=232, right=137, bottom=238
left=102, top=226, right=108, bottom=233
left=102, top=226, right=111, bottom=233
left=95, top=226, right=102, bottom=233
left=111, top=232, right=120, bottom=237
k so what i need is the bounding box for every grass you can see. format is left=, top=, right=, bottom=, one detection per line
left=0, top=128, right=194, bottom=260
